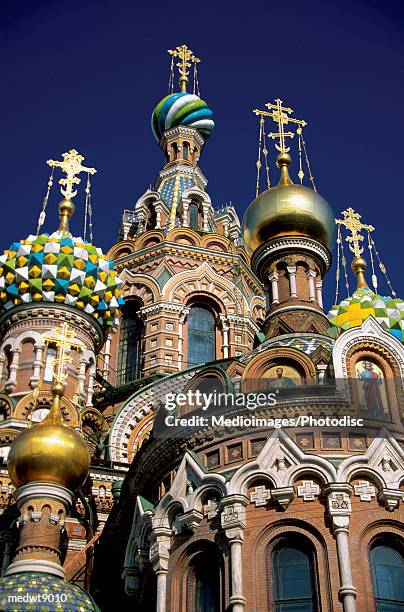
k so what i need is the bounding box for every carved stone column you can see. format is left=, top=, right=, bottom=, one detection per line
left=307, top=269, right=317, bottom=301
left=177, top=308, right=189, bottom=369
left=86, top=362, right=96, bottom=407
left=5, top=347, right=21, bottom=393
left=287, top=265, right=297, bottom=298
left=182, top=200, right=189, bottom=227
left=102, top=334, right=112, bottom=379
left=77, top=356, right=87, bottom=402
left=220, top=315, right=230, bottom=359
left=149, top=527, right=171, bottom=612
left=202, top=203, right=210, bottom=232
left=325, top=484, right=356, bottom=612
left=221, top=495, right=248, bottom=612
left=30, top=345, right=44, bottom=388
left=268, top=270, right=279, bottom=305
left=315, top=279, right=324, bottom=309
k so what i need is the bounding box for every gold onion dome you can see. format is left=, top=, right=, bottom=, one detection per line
left=7, top=382, right=90, bottom=491
left=242, top=153, right=335, bottom=253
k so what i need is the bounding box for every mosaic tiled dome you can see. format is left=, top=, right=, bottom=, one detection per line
left=327, top=287, right=404, bottom=342
left=0, top=572, right=99, bottom=611
left=0, top=231, right=124, bottom=329
left=151, top=92, right=214, bottom=142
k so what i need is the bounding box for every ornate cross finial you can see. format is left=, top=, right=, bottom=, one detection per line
left=168, top=44, right=200, bottom=93
left=47, top=149, right=96, bottom=200
left=336, top=207, right=375, bottom=257
left=253, top=98, right=307, bottom=154
left=43, top=323, right=85, bottom=384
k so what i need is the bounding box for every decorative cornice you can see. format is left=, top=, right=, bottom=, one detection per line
left=252, top=236, right=331, bottom=279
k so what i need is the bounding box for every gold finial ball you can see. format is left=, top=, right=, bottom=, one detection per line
left=242, top=176, right=335, bottom=254
left=58, top=198, right=75, bottom=219
left=7, top=411, right=90, bottom=492
left=276, top=152, right=292, bottom=168
left=352, top=255, right=367, bottom=273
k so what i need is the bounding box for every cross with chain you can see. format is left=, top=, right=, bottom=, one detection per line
left=43, top=322, right=85, bottom=384
left=47, top=149, right=96, bottom=200
left=168, top=44, right=200, bottom=93
left=253, top=98, right=307, bottom=153
left=336, top=207, right=375, bottom=257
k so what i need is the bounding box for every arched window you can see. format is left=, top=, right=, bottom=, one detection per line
left=371, top=544, right=404, bottom=610
left=183, top=142, right=189, bottom=161
left=187, top=306, right=216, bottom=367
left=117, top=301, right=144, bottom=384
left=272, top=544, right=317, bottom=611
left=188, top=551, right=221, bottom=612
left=189, top=202, right=199, bottom=229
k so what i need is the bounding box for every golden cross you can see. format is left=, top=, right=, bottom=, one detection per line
left=336, top=207, right=375, bottom=257
left=253, top=98, right=307, bottom=153
left=43, top=323, right=85, bottom=384
left=47, top=149, right=96, bottom=200
left=168, top=44, right=200, bottom=93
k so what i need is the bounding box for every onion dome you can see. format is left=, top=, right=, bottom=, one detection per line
left=0, top=229, right=124, bottom=330
left=242, top=153, right=335, bottom=254
left=0, top=573, right=99, bottom=611
left=151, top=92, right=214, bottom=143
left=7, top=382, right=90, bottom=491
left=327, top=287, right=404, bottom=342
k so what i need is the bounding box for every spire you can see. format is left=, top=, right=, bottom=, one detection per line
left=168, top=44, right=200, bottom=93
left=47, top=149, right=96, bottom=231
left=336, top=207, right=375, bottom=289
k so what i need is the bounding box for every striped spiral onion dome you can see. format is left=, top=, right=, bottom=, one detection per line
left=151, top=92, right=214, bottom=143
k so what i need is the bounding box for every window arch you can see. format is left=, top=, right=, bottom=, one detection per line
left=371, top=544, right=404, bottom=610
left=187, top=306, right=216, bottom=367
left=271, top=541, right=318, bottom=611
left=117, top=301, right=144, bottom=384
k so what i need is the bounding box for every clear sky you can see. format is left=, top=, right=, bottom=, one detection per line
left=1, top=0, right=404, bottom=308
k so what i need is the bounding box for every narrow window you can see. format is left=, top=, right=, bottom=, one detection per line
left=43, top=347, right=57, bottom=382
left=189, top=202, right=199, bottom=229
left=117, top=301, right=144, bottom=384
left=273, top=545, right=317, bottom=611
left=187, top=307, right=215, bottom=366
left=371, top=545, right=404, bottom=610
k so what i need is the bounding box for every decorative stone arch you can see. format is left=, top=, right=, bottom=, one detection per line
left=228, top=430, right=336, bottom=494
left=137, top=229, right=165, bottom=250
left=0, top=393, right=14, bottom=420
left=241, top=346, right=316, bottom=390
left=163, top=262, right=247, bottom=315
left=106, top=240, right=137, bottom=260
left=333, top=317, right=404, bottom=424
left=338, top=432, right=404, bottom=490
left=250, top=520, right=333, bottom=612
left=182, top=365, right=234, bottom=396
left=179, top=186, right=213, bottom=231
left=126, top=410, right=154, bottom=462
left=12, top=330, right=45, bottom=349
left=119, top=271, right=160, bottom=305
left=13, top=390, right=80, bottom=427
left=166, top=227, right=202, bottom=247
left=200, top=234, right=231, bottom=252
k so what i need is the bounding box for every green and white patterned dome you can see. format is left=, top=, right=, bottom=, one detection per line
left=0, top=231, right=124, bottom=330
left=0, top=572, right=99, bottom=611
left=327, top=287, right=404, bottom=342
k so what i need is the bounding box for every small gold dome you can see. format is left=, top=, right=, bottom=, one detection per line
left=242, top=153, right=335, bottom=253
left=7, top=383, right=90, bottom=491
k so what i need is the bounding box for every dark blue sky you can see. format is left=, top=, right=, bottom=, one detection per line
left=1, top=0, right=404, bottom=308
